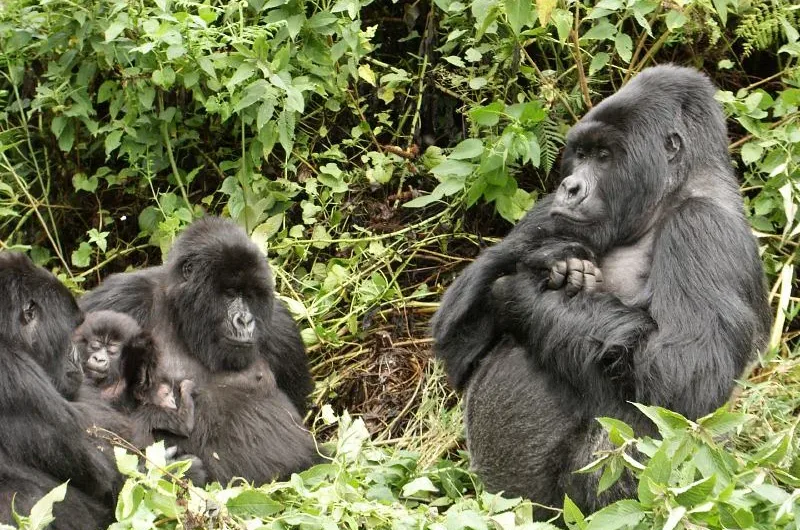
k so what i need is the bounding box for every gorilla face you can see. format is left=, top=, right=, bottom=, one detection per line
left=550, top=80, right=693, bottom=253
left=165, top=217, right=275, bottom=372
left=0, top=252, right=83, bottom=387
left=73, top=310, right=142, bottom=385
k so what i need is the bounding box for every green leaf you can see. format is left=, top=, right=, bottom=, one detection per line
left=226, top=63, right=256, bottom=92
left=589, top=52, right=610, bottom=75
left=581, top=19, right=616, bottom=41
left=432, top=159, right=476, bottom=179
left=672, top=475, right=715, bottom=507
left=597, top=458, right=624, bottom=494
left=27, top=482, right=67, bottom=530
left=505, top=0, right=532, bottom=35
left=585, top=500, right=645, bottom=530
left=401, top=476, right=439, bottom=497
left=596, top=417, right=634, bottom=446
left=104, top=19, right=127, bottom=42
left=614, top=32, right=633, bottom=63
left=740, top=142, right=763, bottom=165
left=72, top=241, right=92, bottom=267
left=632, top=403, right=691, bottom=435
left=712, top=0, right=728, bottom=26
left=72, top=173, right=98, bottom=193
left=57, top=121, right=75, bottom=152
left=227, top=490, right=284, bottom=518
left=719, top=505, right=754, bottom=528
left=469, top=101, right=505, bottom=127
left=665, top=10, right=687, bottom=30
left=358, top=64, right=377, bottom=86
left=104, top=129, right=123, bottom=157
left=450, top=139, right=484, bottom=160
left=637, top=448, right=670, bottom=506
left=662, top=506, right=686, bottom=530
left=538, top=0, right=557, bottom=26
left=562, top=495, right=587, bottom=529
left=698, top=408, right=750, bottom=436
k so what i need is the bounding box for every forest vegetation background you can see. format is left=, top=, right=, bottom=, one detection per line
left=0, top=0, right=798, bottom=527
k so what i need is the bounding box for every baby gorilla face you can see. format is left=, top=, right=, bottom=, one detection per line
left=83, top=336, right=121, bottom=382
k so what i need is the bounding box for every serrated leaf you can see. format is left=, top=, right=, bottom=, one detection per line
left=227, top=490, right=284, bottom=518
left=614, top=32, right=633, bottom=63
left=632, top=403, right=691, bottom=435
left=662, top=506, right=686, bottom=530
left=672, top=475, right=715, bottom=506
left=563, top=495, right=587, bottom=529
left=105, top=19, right=127, bottom=42
left=469, top=101, right=505, bottom=127
left=585, top=500, right=645, bottom=530
left=402, top=476, right=439, bottom=497
left=698, top=409, right=750, bottom=436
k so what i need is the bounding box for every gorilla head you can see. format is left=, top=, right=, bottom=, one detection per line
left=164, top=217, right=275, bottom=372
left=73, top=310, right=142, bottom=386
left=0, top=252, right=83, bottom=388
left=551, top=65, right=732, bottom=254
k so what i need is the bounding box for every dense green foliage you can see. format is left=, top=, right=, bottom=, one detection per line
left=0, top=0, right=798, bottom=527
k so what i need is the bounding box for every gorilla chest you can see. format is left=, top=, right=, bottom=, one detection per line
left=600, top=233, right=654, bottom=306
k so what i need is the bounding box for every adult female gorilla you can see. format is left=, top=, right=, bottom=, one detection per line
left=81, top=216, right=319, bottom=484
left=0, top=252, right=120, bottom=529
left=433, top=65, right=771, bottom=515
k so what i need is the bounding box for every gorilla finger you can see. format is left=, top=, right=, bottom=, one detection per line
left=566, top=257, right=584, bottom=274
left=165, top=446, right=179, bottom=459
left=566, top=269, right=584, bottom=296
left=594, top=268, right=604, bottom=286
left=548, top=261, right=567, bottom=289
left=584, top=272, right=597, bottom=293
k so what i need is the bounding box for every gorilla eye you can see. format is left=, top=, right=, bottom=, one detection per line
left=89, top=340, right=101, bottom=350
left=22, top=300, right=37, bottom=325
left=575, top=149, right=586, bottom=160
left=182, top=261, right=194, bottom=281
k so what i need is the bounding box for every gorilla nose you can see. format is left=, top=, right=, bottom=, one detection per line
left=90, top=355, right=108, bottom=367
left=557, top=175, right=588, bottom=206
left=233, top=311, right=255, bottom=336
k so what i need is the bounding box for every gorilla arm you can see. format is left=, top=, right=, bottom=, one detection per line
left=261, top=299, right=314, bottom=415
left=634, top=198, right=770, bottom=419
left=432, top=196, right=560, bottom=390
left=494, top=198, right=770, bottom=420
left=0, top=348, right=120, bottom=501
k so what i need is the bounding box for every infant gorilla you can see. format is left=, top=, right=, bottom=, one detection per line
left=73, top=310, right=195, bottom=446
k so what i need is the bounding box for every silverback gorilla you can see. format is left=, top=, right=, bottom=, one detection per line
left=432, top=65, right=771, bottom=516
left=0, top=252, right=119, bottom=529
left=80, top=217, right=318, bottom=484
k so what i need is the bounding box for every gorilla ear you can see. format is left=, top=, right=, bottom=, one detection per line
left=181, top=261, right=194, bottom=282
left=21, top=300, right=38, bottom=325
left=666, top=132, right=682, bottom=161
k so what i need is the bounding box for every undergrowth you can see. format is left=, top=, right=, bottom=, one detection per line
left=0, top=0, right=798, bottom=527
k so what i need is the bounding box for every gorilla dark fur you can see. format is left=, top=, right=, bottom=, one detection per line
left=0, top=252, right=120, bottom=529
left=432, top=65, right=771, bottom=517
left=81, top=216, right=318, bottom=484
left=74, top=310, right=196, bottom=447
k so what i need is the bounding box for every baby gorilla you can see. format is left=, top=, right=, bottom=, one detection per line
left=73, top=311, right=195, bottom=446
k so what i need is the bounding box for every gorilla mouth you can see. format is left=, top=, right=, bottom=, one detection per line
left=86, top=367, right=108, bottom=379
left=550, top=208, right=591, bottom=224
left=223, top=336, right=255, bottom=347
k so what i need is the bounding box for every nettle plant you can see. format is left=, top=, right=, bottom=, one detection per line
left=401, top=0, right=742, bottom=222
left=0, top=0, right=379, bottom=267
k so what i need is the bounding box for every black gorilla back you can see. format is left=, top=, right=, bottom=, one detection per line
left=432, top=65, right=771, bottom=519
left=80, top=216, right=319, bottom=484
left=0, top=252, right=119, bottom=529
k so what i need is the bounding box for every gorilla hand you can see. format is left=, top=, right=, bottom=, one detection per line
left=548, top=257, right=603, bottom=296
